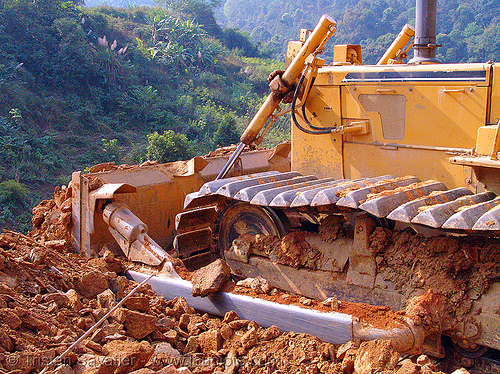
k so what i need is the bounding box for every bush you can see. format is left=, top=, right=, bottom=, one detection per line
left=0, top=179, right=29, bottom=206
left=213, top=113, right=240, bottom=148
left=146, top=129, right=194, bottom=163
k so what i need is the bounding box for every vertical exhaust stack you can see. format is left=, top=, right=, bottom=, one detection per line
left=409, top=0, right=439, bottom=64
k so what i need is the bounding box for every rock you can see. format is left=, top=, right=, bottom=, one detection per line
left=259, top=325, right=281, bottom=341
left=179, top=313, right=192, bottom=330
left=240, top=328, right=258, bottom=350
left=0, top=308, right=22, bottom=329
left=156, top=317, right=176, bottom=332
left=44, top=293, right=70, bottom=308
left=220, top=324, right=233, bottom=340
left=420, top=365, right=436, bottom=374
left=416, top=354, right=432, bottom=366
left=154, top=342, right=181, bottom=357
left=97, top=289, right=116, bottom=309
left=103, top=249, right=115, bottom=263
left=73, top=353, right=110, bottom=374
left=228, top=319, right=249, bottom=330
left=45, top=240, right=67, bottom=251
left=173, top=297, right=195, bottom=315
left=54, top=364, right=76, bottom=374
left=354, top=340, right=399, bottom=374
left=318, top=342, right=336, bottom=361
left=340, top=348, right=357, bottom=374
left=177, top=368, right=192, bottom=374
left=124, top=296, right=149, bottom=313
left=77, top=271, right=109, bottom=299
left=299, top=297, right=312, bottom=306
left=0, top=328, right=13, bottom=352
left=85, top=339, right=103, bottom=353
left=248, top=321, right=259, bottom=330
left=156, top=365, right=178, bottom=374
left=0, top=270, right=18, bottom=289
left=236, top=277, right=272, bottom=294
left=128, top=370, right=155, bottom=374
left=104, top=340, right=154, bottom=374
left=336, top=341, right=358, bottom=361
left=224, top=348, right=238, bottom=374
left=198, top=330, right=222, bottom=354
left=105, top=258, right=125, bottom=275
left=191, top=259, right=230, bottom=297
left=184, top=336, right=200, bottom=353
left=29, top=246, right=48, bottom=265
left=451, top=370, right=470, bottom=374
left=66, top=289, right=83, bottom=310
left=222, top=310, right=240, bottom=323
left=0, top=283, right=14, bottom=296
left=21, top=312, right=47, bottom=330
left=396, top=361, right=420, bottom=374
left=0, top=253, right=5, bottom=270
left=187, top=316, right=208, bottom=335
left=164, top=329, right=179, bottom=345
left=119, top=309, right=156, bottom=340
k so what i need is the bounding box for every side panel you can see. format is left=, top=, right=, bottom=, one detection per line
left=292, top=64, right=490, bottom=189
left=342, top=79, right=488, bottom=188
left=291, top=85, right=343, bottom=179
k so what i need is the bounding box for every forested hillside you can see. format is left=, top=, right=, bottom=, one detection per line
left=2, top=0, right=500, bottom=232
left=0, top=0, right=282, bottom=231
left=220, top=0, right=500, bottom=64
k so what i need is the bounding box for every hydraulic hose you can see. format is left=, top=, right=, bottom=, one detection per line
left=292, top=73, right=337, bottom=135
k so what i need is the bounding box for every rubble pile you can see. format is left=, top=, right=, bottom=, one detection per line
left=0, top=185, right=487, bottom=373
left=0, top=229, right=480, bottom=374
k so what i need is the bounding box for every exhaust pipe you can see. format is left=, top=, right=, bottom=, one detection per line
left=409, top=0, right=439, bottom=64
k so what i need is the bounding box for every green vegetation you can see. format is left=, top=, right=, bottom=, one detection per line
left=0, top=0, right=283, bottom=231
left=146, top=130, right=194, bottom=162
left=220, top=0, right=500, bottom=64
left=2, top=0, right=500, bottom=232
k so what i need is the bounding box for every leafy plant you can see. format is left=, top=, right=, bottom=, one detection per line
left=146, top=129, right=194, bottom=162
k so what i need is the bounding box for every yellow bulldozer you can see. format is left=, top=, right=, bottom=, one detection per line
left=69, top=0, right=500, bottom=360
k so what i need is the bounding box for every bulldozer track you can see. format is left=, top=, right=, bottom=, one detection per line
left=176, top=171, right=500, bottom=252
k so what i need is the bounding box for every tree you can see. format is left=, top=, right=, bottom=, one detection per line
left=212, top=113, right=239, bottom=148
left=146, top=130, right=194, bottom=163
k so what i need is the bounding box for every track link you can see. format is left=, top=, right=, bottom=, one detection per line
left=174, top=171, right=500, bottom=257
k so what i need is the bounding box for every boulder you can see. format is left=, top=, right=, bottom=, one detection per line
left=198, top=330, right=222, bottom=354
left=117, top=309, right=156, bottom=340
left=354, top=340, right=399, bottom=374
left=77, top=271, right=109, bottom=299
left=191, top=259, right=230, bottom=297
left=103, top=340, right=154, bottom=374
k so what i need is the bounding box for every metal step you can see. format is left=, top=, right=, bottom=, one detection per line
left=269, top=178, right=340, bottom=207
left=442, top=197, right=500, bottom=230
left=175, top=206, right=218, bottom=233
left=199, top=171, right=281, bottom=195
left=216, top=172, right=302, bottom=198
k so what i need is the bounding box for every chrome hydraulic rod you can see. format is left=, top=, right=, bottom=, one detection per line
left=216, top=142, right=246, bottom=180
